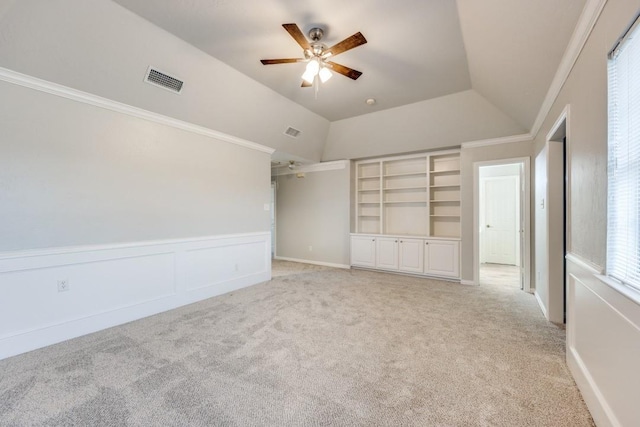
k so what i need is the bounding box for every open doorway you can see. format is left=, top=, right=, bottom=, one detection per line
left=474, top=158, right=531, bottom=292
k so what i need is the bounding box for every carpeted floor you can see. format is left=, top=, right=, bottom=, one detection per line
left=0, top=261, right=593, bottom=426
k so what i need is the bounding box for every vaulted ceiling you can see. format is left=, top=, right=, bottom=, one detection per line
left=112, top=0, right=586, bottom=129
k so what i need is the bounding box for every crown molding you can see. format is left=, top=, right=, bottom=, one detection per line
left=0, top=66, right=275, bottom=155
left=530, top=0, right=608, bottom=138
left=461, top=133, right=532, bottom=149
left=273, top=159, right=348, bottom=175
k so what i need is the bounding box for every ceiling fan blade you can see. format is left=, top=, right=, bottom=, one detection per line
left=325, top=32, right=367, bottom=56
left=327, top=62, right=363, bottom=80
left=260, top=58, right=304, bottom=65
left=283, top=23, right=311, bottom=51
left=301, top=80, right=312, bottom=87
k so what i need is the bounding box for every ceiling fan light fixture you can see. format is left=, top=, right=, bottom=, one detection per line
left=319, top=67, right=332, bottom=83
left=305, top=59, right=320, bottom=75
left=302, top=69, right=316, bottom=84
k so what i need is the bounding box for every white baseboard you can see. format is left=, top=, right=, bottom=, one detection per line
left=534, top=291, right=548, bottom=320
left=273, top=256, right=350, bottom=269
left=460, top=279, right=477, bottom=286
left=0, top=232, right=271, bottom=360
left=567, top=346, right=618, bottom=427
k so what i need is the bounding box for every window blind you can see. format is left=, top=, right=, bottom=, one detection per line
left=607, top=19, right=640, bottom=291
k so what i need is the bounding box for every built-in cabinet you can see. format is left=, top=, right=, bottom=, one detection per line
left=424, top=239, right=460, bottom=277
left=351, top=235, right=460, bottom=279
left=352, top=150, right=461, bottom=279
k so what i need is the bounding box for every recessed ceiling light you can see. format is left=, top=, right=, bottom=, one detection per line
left=365, top=98, right=376, bottom=105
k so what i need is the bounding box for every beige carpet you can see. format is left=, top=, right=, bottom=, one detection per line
left=0, top=261, right=593, bottom=426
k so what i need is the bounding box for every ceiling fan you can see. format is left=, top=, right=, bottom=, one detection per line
left=260, top=23, right=367, bottom=88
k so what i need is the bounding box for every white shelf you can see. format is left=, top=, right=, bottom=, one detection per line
left=430, top=169, right=460, bottom=174
left=356, top=150, right=460, bottom=238
left=383, top=201, right=427, bottom=204
left=383, top=172, right=427, bottom=177
left=383, top=186, right=428, bottom=191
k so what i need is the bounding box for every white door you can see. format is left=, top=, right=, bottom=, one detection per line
left=398, top=238, right=424, bottom=273
left=351, top=236, right=376, bottom=267
left=424, top=240, right=460, bottom=278
left=376, top=237, right=399, bottom=270
left=482, top=176, right=518, bottom=265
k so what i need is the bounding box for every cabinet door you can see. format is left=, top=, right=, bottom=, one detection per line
left=351, top=236, right=377, bottom=267
left=376, top=237, right=399, bottom=270
left=424, top=240, right=460, bottom=278
left=399, top=238, right=424, bottom=273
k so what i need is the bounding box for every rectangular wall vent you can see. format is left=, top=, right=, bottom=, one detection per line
left=284, top=126, right=301, bottom=138
left=144, top=67, right=184, bottom=93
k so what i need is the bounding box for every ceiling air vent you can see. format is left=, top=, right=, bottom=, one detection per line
left=284, top=126, right=301, bottom=138
left=144, top=67, right=184, bottom=94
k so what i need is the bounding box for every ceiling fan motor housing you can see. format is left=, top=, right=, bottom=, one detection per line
left=308, top=27, right=324, bottom=42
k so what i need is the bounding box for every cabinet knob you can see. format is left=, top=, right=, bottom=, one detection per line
left=372, top=239, right=375, bottom=242
left=400, top=240, right=403, bottom=243
left=425, top=242, right=429, bottom=245
left=395, top=240, right=398, bottom=243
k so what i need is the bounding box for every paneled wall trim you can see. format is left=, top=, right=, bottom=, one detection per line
left=0, top=232, right=271, bottom=360
left=0, top=66, right=274, bottom=155
left=566, top=252, right=640, bottom=427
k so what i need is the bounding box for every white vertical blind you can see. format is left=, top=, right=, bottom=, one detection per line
left=607, top=19, right=640, bottom=291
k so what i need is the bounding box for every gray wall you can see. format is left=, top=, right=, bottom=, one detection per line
left=322, top=89, right=525, bottom=161
left=0, top=0, right=329, bottom=162
left=531, top=0, right=637, bottom=266
left=0, top=80, right=271, bottom=251
left=529, top=2, right=640, bottom=422
left=274, top=164, right=351, bottom=266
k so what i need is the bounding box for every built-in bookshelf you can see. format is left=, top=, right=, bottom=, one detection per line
left=429, top=153, right=461, bottom=238
left=356, top=162, right=382, bottom=234
left=355, top=150, right=460, bottom=238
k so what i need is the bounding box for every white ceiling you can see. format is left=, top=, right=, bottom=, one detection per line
left=112, top=0, right=587, bottom=127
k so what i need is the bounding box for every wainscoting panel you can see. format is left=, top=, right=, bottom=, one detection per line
left=0, top=232, right=271, bottom=360
left=566, top=253, right=640, bottom=427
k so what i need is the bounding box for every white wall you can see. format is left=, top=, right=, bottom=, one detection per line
left=532, top=0, right=640, bottom=424
left=0, top=233, right=271, bottom=360
left=273, top=162, right=351, bottom=267
left=0, top=0, right=329, bottom=162
left=322, top=90, right=525, bottom=161
left=479, top=163, right=520, bottom=178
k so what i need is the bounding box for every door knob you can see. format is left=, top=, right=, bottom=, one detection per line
left=486, top=224, right=491, bottom=228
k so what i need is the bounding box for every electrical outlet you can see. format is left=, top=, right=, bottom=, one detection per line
left=235, top=263, right=239, bottom=272
left=308, top=246, right=313, bottom=252
left=263, top=204, right=270, bottom=211
left=57, top=279, right=69, bottom=292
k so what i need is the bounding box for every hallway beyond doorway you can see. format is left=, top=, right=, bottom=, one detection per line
left=480, top=262, right=520, bottom=289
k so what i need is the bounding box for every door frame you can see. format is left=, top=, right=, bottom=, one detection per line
left=473, top=157, right=531, bottom=292
left=271, top=181, right=277, bottom=258
left=544, top=104, right=570, bottom=324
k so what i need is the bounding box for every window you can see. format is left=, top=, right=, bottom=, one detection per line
left=607, top=16, right=640, bottom=292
